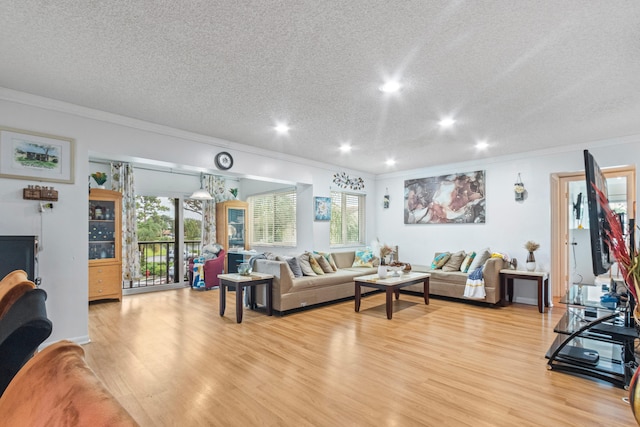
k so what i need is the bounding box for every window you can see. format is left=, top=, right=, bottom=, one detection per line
left=330, top=191, right=365, bottom=246
left=249, top=189, right=297, bottom=246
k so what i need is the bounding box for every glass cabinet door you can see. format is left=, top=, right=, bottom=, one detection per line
left=228, top=208, right=245, bottom=250
left=89, top=200, right=117, bottom=260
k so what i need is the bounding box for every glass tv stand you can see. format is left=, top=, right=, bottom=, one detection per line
left=545, top=284, right=638, bottom=389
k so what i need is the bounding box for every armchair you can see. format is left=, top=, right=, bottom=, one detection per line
left=203, top=249, right=225, bottom=290
left=188, top=250, right=226, bottom=290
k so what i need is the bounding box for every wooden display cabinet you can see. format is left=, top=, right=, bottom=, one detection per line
left=216, top=200, right=249, bottom=273
left=88, top=189, right=122, bottom=302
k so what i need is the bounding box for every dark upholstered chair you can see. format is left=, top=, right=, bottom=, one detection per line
left=0, top=288, right=52, bottom=396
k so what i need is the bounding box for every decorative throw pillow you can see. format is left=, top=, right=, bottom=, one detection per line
left=442, top=250, right=466, bottom=272
left=431, top=252, right=451, bottom=269
left=460, top=252, right=476, bottom=273
left=308, top=253, right=325, bottom=275
left=352, top=248, right=375, bottom=267
left=468, top=248, right=491, bottom=271
left=314, top=251, right=338, bottom=271
left=284, top=256, right=303, bottom=278
left=297, top=253, right=317, bottom=276
left=315, top=254, right=334, bottom=273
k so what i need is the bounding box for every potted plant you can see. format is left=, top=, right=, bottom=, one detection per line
left=91, top=172, right=107, bottom=189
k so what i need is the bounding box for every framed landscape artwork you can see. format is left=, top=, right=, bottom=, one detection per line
left=0, top=127, right=75, bottom=184
left=404, top=170, right=485, bottom=224
left=314, top=196, right=331, bottom=221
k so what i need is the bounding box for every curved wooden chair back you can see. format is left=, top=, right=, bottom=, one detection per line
left=0, top=270, right=36, bottom=319
left=0, top=340, right=138, bottom=426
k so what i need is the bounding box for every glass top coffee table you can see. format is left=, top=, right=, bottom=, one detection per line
left=354, top=272, right=430, bottom=319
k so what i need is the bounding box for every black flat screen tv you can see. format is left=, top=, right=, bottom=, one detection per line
left=0, top=235, right=37, bottom=281
left=583, top=150, right=611, bottom=276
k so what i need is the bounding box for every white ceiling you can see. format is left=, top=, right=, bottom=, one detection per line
left=1, top=1, right=639, bottom=174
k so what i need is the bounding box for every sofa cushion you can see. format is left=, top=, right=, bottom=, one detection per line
left=314, top=251, right=338, bottom=271
left=315, top=254, right=334, bottom=273
left=469, top=248, right=491, bottom=271
left=297, top=253, right=317, bottom=276
left=308, top=254, right=325, bottom=275
left=442, top=250, right=466, bottom=272
left=460, top=252, right=476, bottom=273
left=282, top=256, right=303, bottom=277
left=431, top=252, right=451, bottom=269
left=352, top=249, right=375, bottom=267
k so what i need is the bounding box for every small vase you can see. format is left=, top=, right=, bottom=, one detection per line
left=629, top=365, right=640, bottom=424
left=377, top=265, right=387, bottom=279
left=526, top=251, right=536, bottom=272
left=97, top=185, right=106, bottom=189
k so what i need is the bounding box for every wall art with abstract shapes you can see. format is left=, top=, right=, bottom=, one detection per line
left=404, top=170, right=485, bottom=224
left=314, top=197, right=331, bottom=221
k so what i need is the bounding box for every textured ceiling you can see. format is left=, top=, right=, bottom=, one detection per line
left=1, top=1, right=639, bottom=174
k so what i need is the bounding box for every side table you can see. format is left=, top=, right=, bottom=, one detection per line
left=218, top=273, right=273, bottom=323
left=499, top=269, right=549, bottom=313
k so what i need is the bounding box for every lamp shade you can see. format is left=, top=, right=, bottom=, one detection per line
left=189, top=173, right=213, bottom=200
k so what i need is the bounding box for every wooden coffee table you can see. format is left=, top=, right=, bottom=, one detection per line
left=218, top=273, right=273, bottom=323
left=354, top=272, right=430, bottom=319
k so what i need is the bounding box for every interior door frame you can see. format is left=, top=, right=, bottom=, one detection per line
left=551, top=166, right=636, bottom=299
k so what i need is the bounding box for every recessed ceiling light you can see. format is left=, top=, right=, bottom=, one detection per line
left=476, top=140, right=489, bottom=150
left=386, top=159, right=396, bottom=166
left=339, top=143, right=352, bottom=153
left=274, top=123, right=290, bottom=134
left=439, top=117, right=456, bottom=128
left=379, top=81, right=402, bottom=93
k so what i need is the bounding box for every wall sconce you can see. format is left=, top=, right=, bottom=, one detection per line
left=514, top=173, right=525, bottom=201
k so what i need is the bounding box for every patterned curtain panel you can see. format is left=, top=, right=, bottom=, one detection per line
left=111, top=163, right=141, bottom=281
left=201, top=174, right=219, bottom=246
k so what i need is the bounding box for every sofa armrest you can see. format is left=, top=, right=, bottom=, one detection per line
left=253, top=259, right=294, bottom=295
left=483, top=257, right=506, bottom=289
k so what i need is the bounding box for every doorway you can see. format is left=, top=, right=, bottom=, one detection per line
left=551, top=167, right=636, bottom=300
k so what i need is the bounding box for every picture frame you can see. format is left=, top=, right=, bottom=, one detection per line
left=0, top=126, right=75, bottom=184
left=404, top=170, right=486, bottom=224
left=314, top=196, right=331, bottom=221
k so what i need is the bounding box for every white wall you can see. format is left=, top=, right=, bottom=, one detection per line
left=374, top=140, right=640, bottom=305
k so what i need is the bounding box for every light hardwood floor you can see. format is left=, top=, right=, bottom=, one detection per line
left=85, top=288, right=636, bottom=426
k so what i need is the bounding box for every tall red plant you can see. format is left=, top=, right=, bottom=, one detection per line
left=594, top=184, right=639, bottom=301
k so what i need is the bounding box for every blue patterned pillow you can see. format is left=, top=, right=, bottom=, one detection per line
left=352, top=248, right=375, bottom=267
left=431, top=252, right=451, bottom=269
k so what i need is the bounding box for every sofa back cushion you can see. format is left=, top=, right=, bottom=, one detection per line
left=308, top=254, right=325, bottom=275
left=469, top=248, right=492, bottom=271
left=442, top=250, right=466, bottom=272
left=281, top=256, right=303, bottom=277
left=315, top=254, right=334, bottom=273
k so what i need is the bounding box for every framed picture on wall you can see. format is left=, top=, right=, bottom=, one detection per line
left=404, top=170, right=485, bottom=224
left=0, top=127, right=75, bottom=184
left=314, top=196, right=331, bottom=221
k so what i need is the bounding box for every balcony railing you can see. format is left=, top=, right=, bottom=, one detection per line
left=125, top=240, right=201, bottom=289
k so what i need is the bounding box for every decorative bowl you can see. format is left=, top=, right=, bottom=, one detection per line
left=387, top=265, right=404, bottom=276
left=238, top=262, right=252, bottom=276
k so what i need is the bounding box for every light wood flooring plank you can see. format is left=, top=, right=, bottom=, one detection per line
left=85, top=288, right=637, bottom=426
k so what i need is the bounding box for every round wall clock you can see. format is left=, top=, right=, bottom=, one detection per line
left=215, top=152, right=234, bottom=170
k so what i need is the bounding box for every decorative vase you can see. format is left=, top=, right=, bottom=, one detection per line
left=377, top=265, right=387, bottom=279
left=97, top=185, right=106, bottom=189
left=526, top=251, right=536, bottom=271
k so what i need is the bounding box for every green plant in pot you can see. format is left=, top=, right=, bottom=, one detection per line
left=91, top=172, right=107, bottom=188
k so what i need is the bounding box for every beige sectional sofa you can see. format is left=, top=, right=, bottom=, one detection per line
left=407, top=256, right=506, bottom=304
left=253, top=251, right=378, bottom=313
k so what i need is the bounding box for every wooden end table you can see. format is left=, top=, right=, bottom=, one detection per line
left=499, top=269, right=549, bottom=313
left=354, top=272, right=430, bottom=319
left=218, top=273, right=273, bottom=323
